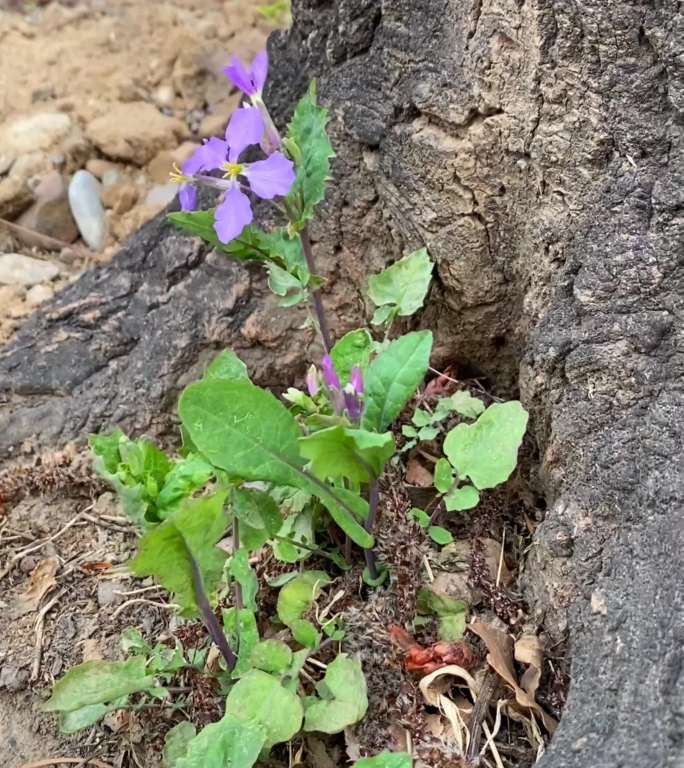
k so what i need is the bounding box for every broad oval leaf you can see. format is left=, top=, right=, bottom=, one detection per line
left=250, top=639, right=293, bottom=674
left=303, top=654, right=368, bottom=734
left=174, top=713, right=264, bottom=768
left=205, top=349, right=249, bottom=381
left=362, top=331, right=433, bottom=432
left=43, top=657, right=155, bottom=713
left=225, top=670, right=303, bottom=748
left=444, top=484, right=480, bottom=512
left=443, top=401, right=528, bottom=490
left=368, top=248, right=433, bottom=317
left=277, top=570, right=331, bottom=649
left=330, top=329, right=372, bottom=383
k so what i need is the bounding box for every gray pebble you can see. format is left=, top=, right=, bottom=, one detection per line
left=0, top=252, right=59, bottom=286
left=68, top=170, right=108, bottom=251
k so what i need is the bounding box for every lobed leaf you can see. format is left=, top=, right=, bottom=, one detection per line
left=443, top=401, right=529, bottom=490
left=172, top=713, right=265, bottom=768
left=284, top=82, right=335, bottom=229
left=130, top=493, right=229, bottom=618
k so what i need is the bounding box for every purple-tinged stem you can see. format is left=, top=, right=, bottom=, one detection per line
left=364, top=479, right=380, bottom=581
left=300, top=228, right=332, bottom=353
left=185, top=541, right=237, bottom=671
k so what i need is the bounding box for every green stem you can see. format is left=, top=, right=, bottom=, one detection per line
left=300, top=227, right=332, bottom=353
left=363, top=480, right=380, bottom=581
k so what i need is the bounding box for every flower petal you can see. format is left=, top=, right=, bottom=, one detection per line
left=321, top=355, right=341, bottom=392
left=214, top=185, right=253, bottom=244
left=243, top=152, right=295, bottom=199
left=349, top=367, right=364, bottom=395
left=182, top=137, right=228, bottom=175
left=223, top=55, right=255, bottom=96
left=251, top=51, right=268, bottom=94
left=178, top=184, right=197, bottom=212
left=225, top=107, right=264, bottom=163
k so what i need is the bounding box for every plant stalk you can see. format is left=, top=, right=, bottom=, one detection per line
left=363, top=479, right=380, bottom=581
left=300, top=228, right=332, bottom=353
left=186, top=543, right=237, bottom=671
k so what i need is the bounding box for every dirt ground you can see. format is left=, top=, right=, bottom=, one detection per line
left=0, top=0, right=275, bottom=343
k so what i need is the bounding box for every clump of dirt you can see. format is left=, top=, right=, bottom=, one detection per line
left=0, top=0, right=276, bottom=343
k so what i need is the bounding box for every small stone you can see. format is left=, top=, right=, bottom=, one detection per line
left=17, top=171, right=78, bottom=243
left=0, top=253, right=59, bottom=286
left=198, top=110, right=231, bottom=139
left=102, top=169, right=123, bottom=189
left=86, top=102, right=188, bottom=165
left=97, top=580, right=122, bottom=608
left=145, top=183, right=178, bottom=209
left=68, top=170, right=108, bottom=251
left=173, top=141, right=200, bottom=165
left=147, top=150, right=175, bottom=185
left=151, top=83, right=176, bottom=109
left=19, top=555, right=39, bottom=573
left=0, top=664, right=29, bottom=692
left=0, top=112, right=72, bottom=156
left=86, top=158, right=120, bottom=179
left=101, top=182, right=138, bottom=215
left=26, top=283, right=55, bottom=307
left=0, top=154, right=14, bottom=175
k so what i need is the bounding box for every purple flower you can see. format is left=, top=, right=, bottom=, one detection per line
left=305, top=365, right=319, bottom=397
left=175, top=106, right=295, bottom=243
left=321, top=355, right=341, bottom=392
left=223, top=51, right=268, bottom=98
left=349, top=367, right=364, bottom=396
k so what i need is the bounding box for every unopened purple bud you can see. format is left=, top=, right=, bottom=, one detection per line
left=321, top=355, right=341, bottom=392
left=344, top=391, right=363, bottom=423
left=306, top=365, right=319, bottom=397
left=349, top=367, right=364, bottom=395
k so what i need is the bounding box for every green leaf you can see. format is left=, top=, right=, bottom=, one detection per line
left=416, top=588, right=467, bottom=642
left=362, top=331, right=433, bottom=432
left=168, top=216, right=306, bottom=274
left=411, top=408, right=434, bottom=427
left=428, top=526, right=453, bottom=546
left=43, top=657, right=155, bottom=713
left=299, top=426, right=394, bottom=484
left=223, top=607, right=259, bottom=675
left=417, top=425, right=439, bottom=441
left=60, top=700, right=124, bottom=734
left=353, top=753, right=412, bottom=768
left=205, top=350, right=249, bottom=381
left=447, top=390, right=485, bottom=419
left=163, top=721, right=197, bottom=767
left=303, top=654, right=368, bottom=734
left=179, top=379, right=372, bottom=548
left=250, top=639, right=293, bottom=674
left=408, top=507, right=430, bottom=528
left=433, top=459, right=454, bottom=494
left=130, top=493, right=229, bottom=618
left=225, top=670, right=303, bottom=748
left=443, top=401, right=528, bottom=490
left=228, top=549, right=259, bottom=612
left=367, top=248, right=433, bottom=318
left=277, top=570, right=331, bottom=648
left=330, top=329, right=373, bottom=383
left=284, top=82, right=335, bottom=229
left=401, top=425, right=418, bottom=438
left=267, top=263, right=307, bottom=306
left=371, top=304, right=397, bottom=327
left=156, top=455, right=215, bottom=513
left=272, top=508, right=316, bottom=563
left=174, top=713, right=265, bottom=768
left=232, top=488, right=283, bottom=551
left=444, top=484, right=480, bottom=512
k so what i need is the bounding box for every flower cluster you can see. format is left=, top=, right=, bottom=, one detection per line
left=308, top=356, right=364, bottom=423
left=171, top=52, right=294, bottom=244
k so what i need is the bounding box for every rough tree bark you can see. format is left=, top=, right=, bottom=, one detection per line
left=1, top=1, right=682, bottom=766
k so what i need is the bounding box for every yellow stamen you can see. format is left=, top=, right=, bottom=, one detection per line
left=222, top=162, right=244, bottom=180
left=169, top=162, right=191, bottom=185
